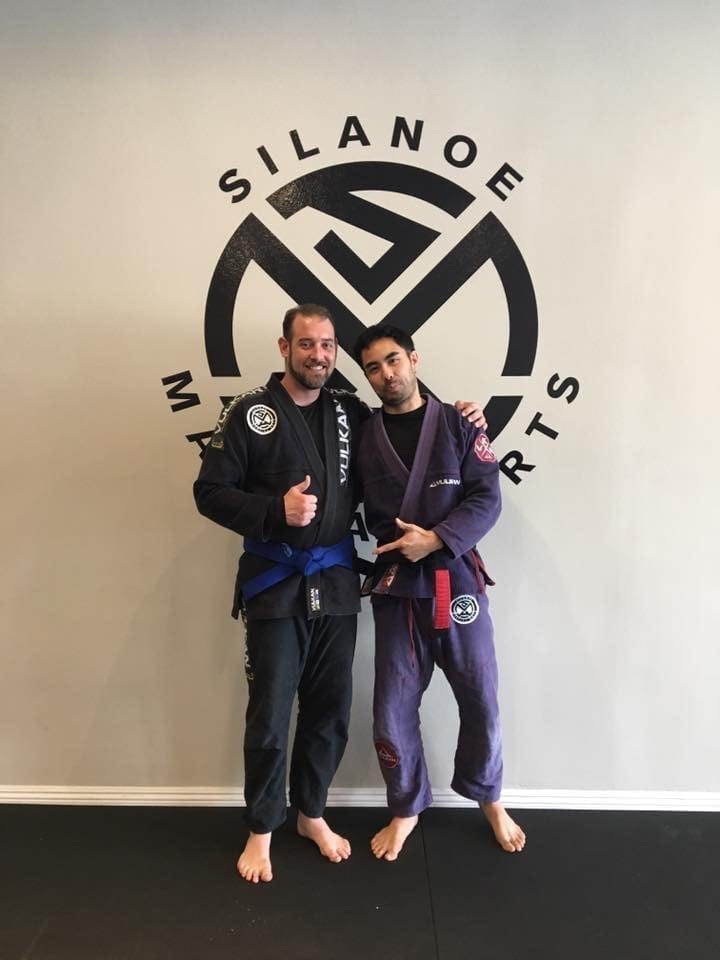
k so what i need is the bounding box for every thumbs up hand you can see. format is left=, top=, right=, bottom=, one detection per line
left=283, top=475, right=318, bottom=527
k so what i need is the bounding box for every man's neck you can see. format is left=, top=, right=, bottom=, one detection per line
left=279, top=372, right=322, bottom=407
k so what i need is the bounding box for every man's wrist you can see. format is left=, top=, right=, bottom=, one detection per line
left=427, top=530, right=444, bottom=553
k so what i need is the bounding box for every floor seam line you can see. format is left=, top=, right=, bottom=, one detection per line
left=420, top=814, right=441, bottom=960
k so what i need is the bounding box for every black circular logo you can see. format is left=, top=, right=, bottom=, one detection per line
left=205, top=161, right=537, bottom=441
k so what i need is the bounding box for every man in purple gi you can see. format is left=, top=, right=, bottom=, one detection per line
left=353, top=324, right=526, bottom=860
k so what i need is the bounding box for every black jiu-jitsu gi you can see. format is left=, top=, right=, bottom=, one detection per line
left=194, top=373, right=370, bottom=832
left=358, top=395, right=503, bottom=816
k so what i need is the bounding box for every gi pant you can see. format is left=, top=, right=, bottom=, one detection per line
left=243, top=614, right=357, bottom=833
left=371, top=594, right=502, bottom=817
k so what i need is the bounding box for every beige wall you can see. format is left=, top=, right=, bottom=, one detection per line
left=1, top=1, right=719, bottom=797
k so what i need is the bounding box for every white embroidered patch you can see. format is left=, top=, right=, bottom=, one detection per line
left=450, top=595, right=480, bottom=624
left=247, top=404, right=277, bottom=435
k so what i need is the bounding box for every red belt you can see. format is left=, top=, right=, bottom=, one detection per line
left=433, top=568, right=451, bottom=630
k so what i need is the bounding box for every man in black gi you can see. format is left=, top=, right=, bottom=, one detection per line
left=194, top=304, right=367, bottom=883
left=195, top=305, right=486, bottom=883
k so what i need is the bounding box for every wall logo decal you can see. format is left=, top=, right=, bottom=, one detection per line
left=161, top=115, right=580, bottom=487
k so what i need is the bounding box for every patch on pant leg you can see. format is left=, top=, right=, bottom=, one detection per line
left=450, top=595, right=480, bottom=624
left=375, top=740, right=400, bottom=768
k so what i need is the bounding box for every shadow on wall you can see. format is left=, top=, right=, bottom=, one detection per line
left=71, top=527, right=247, bottom=789
left=420, top=492, right=613, bottom=792
left=68, top=496, right=610, bottom=795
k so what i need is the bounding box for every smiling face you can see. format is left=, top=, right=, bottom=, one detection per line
left=279, top=314, right=337, bottom=392
left=360, top=336, right=421, bottom=413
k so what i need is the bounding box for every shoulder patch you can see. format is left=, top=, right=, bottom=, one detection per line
left=474, top=433, right=497, bottom=463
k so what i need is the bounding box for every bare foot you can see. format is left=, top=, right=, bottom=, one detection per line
left=237, top=832, right=273, bottom=883
left=296, top=813, right=351, bottom=863
left=370, top=815, right=419, bottom=861
left=481, top=801, right=526, bottom=852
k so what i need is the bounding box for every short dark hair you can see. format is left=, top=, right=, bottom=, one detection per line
left=352, top=324, right=415, bottom=367
left=282, top=304, right=335, bottom=341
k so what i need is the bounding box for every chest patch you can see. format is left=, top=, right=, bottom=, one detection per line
left=247, top=404, right=277, bottom=435
left=429, top=477, right=461, bottom=489
left=450, top=595, right=480, bottom=624
left=474, top=434, right=497, bottom=463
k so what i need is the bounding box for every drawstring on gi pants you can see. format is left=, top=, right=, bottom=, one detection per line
left=405, top=599, right=416, bottom=668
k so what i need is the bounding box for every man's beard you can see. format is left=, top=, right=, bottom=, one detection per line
left=288, top=356, right=333, bottom=390
left=379, top=378, right=413, bottom=407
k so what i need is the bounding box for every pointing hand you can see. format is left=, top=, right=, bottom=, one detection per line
left=373, top=518, right=443, bottom=563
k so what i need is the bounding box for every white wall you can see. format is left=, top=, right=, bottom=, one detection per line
left=2, top=0, right=719, bottom=799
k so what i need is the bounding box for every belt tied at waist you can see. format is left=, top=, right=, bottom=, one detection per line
left=370, top=552, right=492, bottom=631
left=370, top=554, right=451, bottom=630
left=241, top=534, right=355, bottom=601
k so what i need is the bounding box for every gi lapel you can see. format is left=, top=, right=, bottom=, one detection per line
left=315, top=388, right=344, bottom=542
left=373, top=395, right=441, bottom=526
left=398, top=395, right=441, bottom=524
left=372, top=405, right=409, bottom=480
left=267, top=373, right=326, bottom=495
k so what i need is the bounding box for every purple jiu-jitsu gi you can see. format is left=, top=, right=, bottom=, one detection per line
left=358, top=395, right=503, bottom=816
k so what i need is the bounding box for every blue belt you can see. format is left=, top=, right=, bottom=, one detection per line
left=241, top=534, right=355, bottom=601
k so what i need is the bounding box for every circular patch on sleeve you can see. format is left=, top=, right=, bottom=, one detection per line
left=374, top=740, right=400, bottom=769
left=474, top=434, right=497, bottom=462
left=450, top=595, right=480, bottom=624
left=246, top=404, right=278, bottom=435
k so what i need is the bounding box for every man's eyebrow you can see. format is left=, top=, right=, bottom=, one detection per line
left=364, top=349, right=400, bottom=369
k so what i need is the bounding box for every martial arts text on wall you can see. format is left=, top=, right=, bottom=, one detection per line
left=160, top=115, right=581, bottom=487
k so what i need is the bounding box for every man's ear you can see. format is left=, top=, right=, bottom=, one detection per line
left=410, top=350, right=419, bottom=369
left=278, top=336, right=289, bottom=358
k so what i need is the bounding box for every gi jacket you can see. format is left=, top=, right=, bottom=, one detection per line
left=194, top=373, right=369, bottom=620
left=358, top=395, right=501, bottom=598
